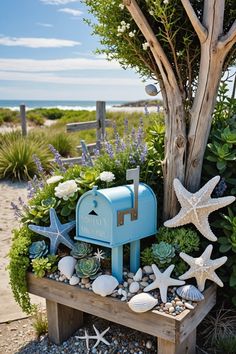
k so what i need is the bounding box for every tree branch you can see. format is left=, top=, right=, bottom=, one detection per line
left=218, top=20, right=236, bottom=53
left=180, top=0, right=208, bottom=43
left=123, top=0, right=179, bottom=92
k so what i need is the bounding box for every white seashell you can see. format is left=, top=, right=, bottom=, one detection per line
left=92, top=275, right=119, bottom=297
left=176, top=285, right=204, bottom=302
left=129, top=281, right=140, bottom=294
left=184, top=302, right=194, bottom=310
left=145, top=84, right=158, bottom=96
left=128, top=293, right=158, bottom=313
left=133, top=268, right=142, bottom=282
left=58, top=256, right=77, bottom=279
left=69, top=275, right=80, bottom=286
left=143, top=265, right=153, bottom=275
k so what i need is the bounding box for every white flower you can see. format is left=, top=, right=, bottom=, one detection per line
left=119, top=3, right=125, bottom=10
left=142, top=42, right=150, bottom=50
left=46, top=175, right=63, bottom=185
left=99, top=171, right=115, bottom=183
left=149, top=10, right=154, bottom=16
left=129, top=31, right=135, bottom=37
left=163, top=0, right=169, bottom=4
left=121, top=20, right=126, bottom=26
left=55, top=180, right=78, bottom=200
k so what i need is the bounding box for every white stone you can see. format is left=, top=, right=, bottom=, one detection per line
left=184, top=302, right=194, bottom=310
left=58, top=256, right=77, bottom=279
left=143, top=265, right=153, bottom=275
left=92, top=275, right=119, bottom=297
left=146, top=340, right=152, bottom=349
left=129, top=281, right=140, bottom=294
left=133, top=268, right=142, bottom=282
left=69, top=275, right=80, bottom=286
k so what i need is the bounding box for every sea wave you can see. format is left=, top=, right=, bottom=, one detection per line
left=2, top=105, right=114, bottom=112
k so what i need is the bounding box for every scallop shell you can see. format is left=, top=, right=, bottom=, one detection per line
left=129, top=281, right=140, bottom=294
left=128, top=293, right=158, bottom=313
left=92, top=275, right=119, bottom=297
left=58, top=256, right=77, bottom=279
left=176, top=285, right=204, bottom=302
left=133, top=268, right=142, bottom=282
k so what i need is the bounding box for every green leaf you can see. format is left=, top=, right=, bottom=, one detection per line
left=219, top=244, right=232, bottom=253
left=60, top=205, right=71, bottom=217
left=230, top=274, right=236, bottom=287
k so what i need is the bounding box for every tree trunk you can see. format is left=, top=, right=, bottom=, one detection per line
left=162, top=88, right=186, bottom=221
left=185, top=0, right=226, bottom=192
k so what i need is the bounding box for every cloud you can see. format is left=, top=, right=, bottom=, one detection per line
left=40, top=0, right=79, bottom=5
left=0, top=58, right=120, bottom=71
left=58, top=8, right=82, bottom=16
left=0, top=71, right=141, bottom=86
left=36, top=23, right=54, bottom=28
left=0, top=36, right=80, bottom=48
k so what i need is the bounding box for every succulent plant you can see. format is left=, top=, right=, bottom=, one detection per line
left=152, top=241, right=175, bottom=264
left=29, top=240, right=48, bottom=259
left=70, top=242, right=93, bottom=259
left=31, top=255, right=58, bottom=278
left=75, top=257, right=100, bottom=279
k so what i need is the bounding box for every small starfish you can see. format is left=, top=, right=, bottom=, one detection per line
left=143, top=264, right=185, bottom=303
left=179, top=244, right=227, bottom=291
left=28, top=208, right=75, bottom=254
left=164, top=176, right=235, bottom=242
left=76, top=325, right=110, bottom=350
left=94, top=248, right=105, bottom=262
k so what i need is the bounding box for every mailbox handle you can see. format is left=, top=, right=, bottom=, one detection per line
left=117, top=166, right=139, bottom=226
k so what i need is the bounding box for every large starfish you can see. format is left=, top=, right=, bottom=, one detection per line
left=143, top=264, right=185, bottom=303
left=76, top=325, right=110, bottom=350
left=164, top=176, right=235, bottom=241
left=28, top=208, right=75, bottom=254
left=179, top=244, right=227, bottom=291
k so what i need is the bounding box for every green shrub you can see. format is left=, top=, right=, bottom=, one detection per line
left=0, top=108, right=19, bottom=124
left=27, top=111, right=45, bottom=126
left=48, top=133, right=75, bottom=157
left=0, top=137, right=51, bottom=180
left=32, top=306, right=48, bottom=337
left=35, top=108, right=64, bottom=120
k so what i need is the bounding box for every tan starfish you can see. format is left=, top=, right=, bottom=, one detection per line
left=143, top=264, right=185, bottom=303
left=179, top=244, right=227, bottom=291
left=164, top=176, right=235, bottom=241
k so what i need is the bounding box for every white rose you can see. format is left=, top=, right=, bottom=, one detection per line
left=46, top=175, right=64, bottom=185
left=55, top=180, right=78, bottom=200
left=99, top=171, right=115, bottom=183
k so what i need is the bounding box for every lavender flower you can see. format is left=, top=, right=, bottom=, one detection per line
left=104, top=141, right=114, bottom=159
left=124, top=118, right=129, bottom=136
left=49, top=144, right=66, bottom=173
left=32, top=154, right=44, bottom=176
left=140, top=144, right=148, bottom=163
left=11, top=202, right=23, bottom=219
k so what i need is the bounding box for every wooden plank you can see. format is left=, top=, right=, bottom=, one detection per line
left=66, top=119, right=111, bottom=132
left=46, top=299, right=83, bottom=345
left=60, top=157, right=83, bottom=165
left=27, top=273, right=176, bottom=342
left=158, top=329, right=196, bottom=354
left=96, top=101, right=106, bottom=144
left=20, top=104, right=27, bottom=136
left=177, top=284, right=216, bottom=343
left=77, top=142, right=97, bottom=153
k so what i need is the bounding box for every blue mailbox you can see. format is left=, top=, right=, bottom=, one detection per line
left=75, top=167, right=157, bottom=281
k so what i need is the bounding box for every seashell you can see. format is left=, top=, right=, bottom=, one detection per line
left=184, top=302, right=194, bottom=310
left=176, top=285, right=204, bottom=302
left=133, top=268, right=142, bottom=282
left=58, top=256, right=77, bottom=279
left=145, top=84, right=158, bottom=96
left=69, top=275, right=80, bottom=286
left=128, top=293, right=158, bottom=313
left=143, top=265, right=153, bottom=275
left=129, top=281, right=140, bottom=294
left=92, top=275, right=119, bottom=297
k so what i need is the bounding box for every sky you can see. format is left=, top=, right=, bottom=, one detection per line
left=0, top=0, right=151, bottom=101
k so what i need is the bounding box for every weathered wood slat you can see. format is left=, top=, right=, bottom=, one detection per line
left=66, top=119, right=111, bottom=132
left=76, top=142, right=97, bottom=152
left=60, top=157, right=83, bottom=165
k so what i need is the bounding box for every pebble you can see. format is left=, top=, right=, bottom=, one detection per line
left=176, top=301, right=183, bottom=306
left=85, top=283, right=91, bottom=289
left=128, top=272, right=134, bottom=278
left=165, top=302, right=172, bottom=309
left=129, top=282, right=140, bottom=293
left=146, top=340, right=152, bottom=349
left=143, top=265, right=153, bottom=275
left=123, top=281, right=128, bottom=288
left=185, top=302, right=194, bottom=310
left=140, top=282, right=149, bottom=287
left=81, top=278, right=90, bottom=285
left=149, top=274, right=156, bottom=280
left=169, top=307, right=175, bottom=313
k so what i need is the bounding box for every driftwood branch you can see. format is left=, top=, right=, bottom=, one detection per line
left=180, top=0, right=207, bottom=43
left=218, top=20, right=236, bottom=52
left=123, top=0, right=179, bottom=90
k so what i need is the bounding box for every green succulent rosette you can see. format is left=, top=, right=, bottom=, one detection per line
left=70, top=242, right=93, bottom=259
left=75, top=257, right=100, bottom=279
left=29, top=240, right=48, bottom=259
left=152, top=241, right=175, bottom=264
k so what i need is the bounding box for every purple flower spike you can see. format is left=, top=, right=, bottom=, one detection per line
left=48, top=144, right=66, bottom=173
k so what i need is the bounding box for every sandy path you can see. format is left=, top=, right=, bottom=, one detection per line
left=0, top=180, right=44, bottom=323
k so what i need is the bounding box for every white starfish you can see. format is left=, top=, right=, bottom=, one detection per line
left=179, top=244, right=227, bottom=291
left=143, top=264, right=185, bottom=303
left=76, top=325, right=110, bottom=350
left=164, top=176, right=235, bottom=242
left=94, top=248, right=105, bottom=262
left=92, top=325, right=110, bottom=348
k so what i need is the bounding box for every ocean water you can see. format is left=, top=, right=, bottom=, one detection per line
left=0, top=100, right=127, bottom=111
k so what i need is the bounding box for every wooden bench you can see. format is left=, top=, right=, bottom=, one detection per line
left=27, top=273, right=216, bottom=354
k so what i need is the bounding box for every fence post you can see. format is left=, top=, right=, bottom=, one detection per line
left=20, top=104, right=27, bottom=136
left=96, top=101, right=106, bottom=148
